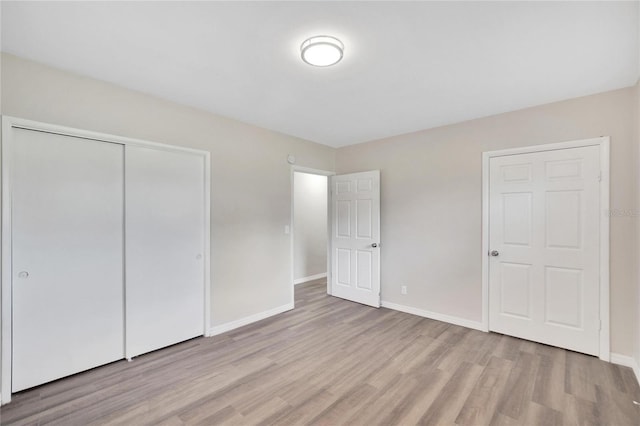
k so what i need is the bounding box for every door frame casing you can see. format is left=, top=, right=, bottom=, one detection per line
left=481, top=137, right=610, bottom=361
left=290, top=166, right=335, bottom=304
left=1, top=116, right=212, bottom=404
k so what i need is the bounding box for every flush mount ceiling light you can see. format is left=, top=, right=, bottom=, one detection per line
left=300, top=35, right=344, bottom=67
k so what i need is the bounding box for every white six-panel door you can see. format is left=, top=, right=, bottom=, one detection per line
left=11, top=129, right=125, bottom=392
left=488, top=145, right=600, bottom=356
left=330, top=171, right=380, bottom=307
left=125, top=146, right=206, bottom=359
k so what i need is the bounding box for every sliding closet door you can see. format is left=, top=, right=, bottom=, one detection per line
left=125, top=146, right=206, bottom=358
left=11, top=129, right=124, bottom=392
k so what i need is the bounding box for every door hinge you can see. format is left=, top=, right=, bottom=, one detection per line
left=598, top=320, right=602, bottom=331
left=598, top=172, right=602, bottom=182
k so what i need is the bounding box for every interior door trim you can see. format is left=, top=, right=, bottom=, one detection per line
left=0, top=115, right=212, bottom=405
left=289, top=166, right=335, bottom=305
left=481, top=137, right=610, bottom=361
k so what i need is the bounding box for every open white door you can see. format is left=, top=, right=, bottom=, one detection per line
left=330, top=171, right=380, bottom=307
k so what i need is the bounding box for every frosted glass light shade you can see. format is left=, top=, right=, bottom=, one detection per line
left=300, top=36, right=344, bottom=67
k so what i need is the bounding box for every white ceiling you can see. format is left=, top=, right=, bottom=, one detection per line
left=2, top=1, right=638, bottom=147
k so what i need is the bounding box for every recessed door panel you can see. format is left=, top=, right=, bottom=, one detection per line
left=502, top=192, right=532, bottom=246
left=11, top=129, right=124, bottom=392
left=356, top=250, right=373, bottom=290
left=336, top=248, right=351, bottom=286
left=357, top=178, right=373, bottom=192
left=500, top=263, right=531, bottom=319
left=545, top=267, right=583, bottom=328
left=501, top=163, right=532, bottom=183
left=545, top=159, right=582, bottom=180
left=356, top=199, right=373, bottom=239
left=336, top=181, right=351, bottom=194
left=336, top=200, right=351, bottom=238
left=546, top=190, right=582, bottom=249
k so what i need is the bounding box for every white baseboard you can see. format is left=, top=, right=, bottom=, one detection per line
left=294, top=272, right=327, bottom=285
left=381, top=300, right=485, bottom=332
left=206, top=302, right=294, bottom=337
left=610, top=353, right=640, bottom=386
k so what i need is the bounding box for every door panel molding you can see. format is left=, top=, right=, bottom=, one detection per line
left=1, top=116, right=211, bottom=405
left=481, top=137, right=610, bottom=361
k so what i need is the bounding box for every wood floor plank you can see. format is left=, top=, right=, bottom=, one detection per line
left=1, top=280, right=638, bottom=425
left=306, top=382, right=378, bottom=426
left=416, top=361, right=484, bottom=425
left=593, top=384, right=640, bottom=425
left=184, top=404, right=244, bottom=426
left=493, top=351, right=540, bottom=422
left=383, top=369, right=450, bottom=425
left=262, top=389, right=336, bottom=425
left=455, top=356, right=513, bottom=426
left=531, top=350, right=566, bottom=412
left=565, top=350, right=599, bottom=403
left=520, top=401, right=563, bottom=426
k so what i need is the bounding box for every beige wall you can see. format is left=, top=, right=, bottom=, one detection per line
left=1, top=50, right=638, bottom=372
left=293, top=172, right=328, bottom=281
left=0, top=53, right=336, bottom=329
left=336, top=87, right=636, bottom=356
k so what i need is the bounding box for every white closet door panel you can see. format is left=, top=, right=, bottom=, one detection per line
left=12, top=129, right=124, bottom=392
left=125, top=146, right=205, bottom=358
left=488, top=146, right=600, bottom=356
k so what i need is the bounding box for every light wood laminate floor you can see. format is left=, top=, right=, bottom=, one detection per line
left=2, top=279, right=639, bottom=425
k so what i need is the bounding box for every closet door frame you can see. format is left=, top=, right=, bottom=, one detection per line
left=1, top=116, right=211, bottom=405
